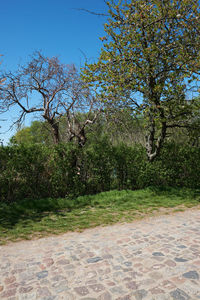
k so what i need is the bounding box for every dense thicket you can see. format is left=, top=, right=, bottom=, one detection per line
left=1, top=140, right=199, bottom=202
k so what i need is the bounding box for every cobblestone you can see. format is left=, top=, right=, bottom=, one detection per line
left=0, top=208, right=200, bottom=299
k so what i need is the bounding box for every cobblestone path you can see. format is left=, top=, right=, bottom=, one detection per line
left=0, top=208, right=200, bottom=300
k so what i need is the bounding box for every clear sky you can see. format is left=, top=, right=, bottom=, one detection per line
left=0, top=0, right=107, bottom=144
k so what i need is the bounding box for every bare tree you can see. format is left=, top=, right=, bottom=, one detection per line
left=64, top=99, right=102, bottom=147
left=0, top=52, right=101, bottom=145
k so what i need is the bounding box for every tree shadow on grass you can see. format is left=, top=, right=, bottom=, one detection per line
left=1, top=187, right=199, bottom=232
left=0, top=197, right=87, bottom=231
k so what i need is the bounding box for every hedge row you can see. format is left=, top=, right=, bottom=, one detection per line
left=0, top=139, right=199, bottom=202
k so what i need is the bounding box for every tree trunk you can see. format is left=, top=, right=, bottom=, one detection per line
left=51, top=122, right=60, bottom=144
left=44, top=115, right=60, bottom=144
left=145, top=119, right=167, bottom=162
left=77, top=128, right=87, bottom=148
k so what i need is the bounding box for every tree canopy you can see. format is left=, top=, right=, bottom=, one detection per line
left=9, top=121, right=52, bottom=145
left=83, top=0, right=200, bottom=160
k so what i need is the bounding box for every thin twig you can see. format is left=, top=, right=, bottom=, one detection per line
left=73, top=8, right=109, bottom=17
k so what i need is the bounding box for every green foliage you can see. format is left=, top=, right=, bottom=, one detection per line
left=48, top=143, right=82, bottom=198
left=0, top=141, right=200, bottom=202
left=10, top=121, right=53, bottom=145
left=0, top=144, right=51, bottom=201
left=112, top=143, right=145, bottom=190
left=136, top=143, right=200, bottom=188
left=83, top=137, right=114, bottom=193
left=83, top=0, right=200, bottom=160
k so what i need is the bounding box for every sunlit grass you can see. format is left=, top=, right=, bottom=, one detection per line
left=0, top=187, right=199, bottom=244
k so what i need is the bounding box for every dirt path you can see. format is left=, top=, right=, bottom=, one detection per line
left=0, top=208, right=200, bottom=299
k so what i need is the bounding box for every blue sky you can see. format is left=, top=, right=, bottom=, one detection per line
left=0, top=0, right=107, bottom=144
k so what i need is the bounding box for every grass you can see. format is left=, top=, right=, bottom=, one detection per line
left=0, top=187, right=199, bottom=245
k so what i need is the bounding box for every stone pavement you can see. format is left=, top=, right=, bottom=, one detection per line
left=0, top=208, right=200, bottom=300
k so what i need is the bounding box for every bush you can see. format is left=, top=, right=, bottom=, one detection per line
left=0, top=144, right=51, bottom=201
left=136, top=143, right=200, bottom=189
left=48, top=143, right=82, bottom=198
left=0, top=141, right=199, bottom=202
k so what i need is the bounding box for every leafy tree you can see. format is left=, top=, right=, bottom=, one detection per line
left=83, top=0, right=200, bottom=160
left=10, top=120, right=52, bottom=145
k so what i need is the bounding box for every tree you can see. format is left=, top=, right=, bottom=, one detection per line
left=0, top=52, right=101, bottom=145
left=9, top=120, right=52, bottom=145
left=83, top=0, right=200, bottom=161
left=64, top=107, right=102, bottom=147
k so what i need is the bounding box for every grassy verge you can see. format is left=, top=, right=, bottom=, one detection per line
left=0, top=187, right=199, bottom=245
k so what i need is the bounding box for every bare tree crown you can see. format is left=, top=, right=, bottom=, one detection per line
left=0, top=52, right=101, bottom=145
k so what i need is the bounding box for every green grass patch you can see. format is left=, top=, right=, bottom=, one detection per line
left=0, top=187, right=199, bottom=244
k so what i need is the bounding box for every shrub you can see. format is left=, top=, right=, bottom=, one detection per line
left=0, top=141, right=199, bottom=202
